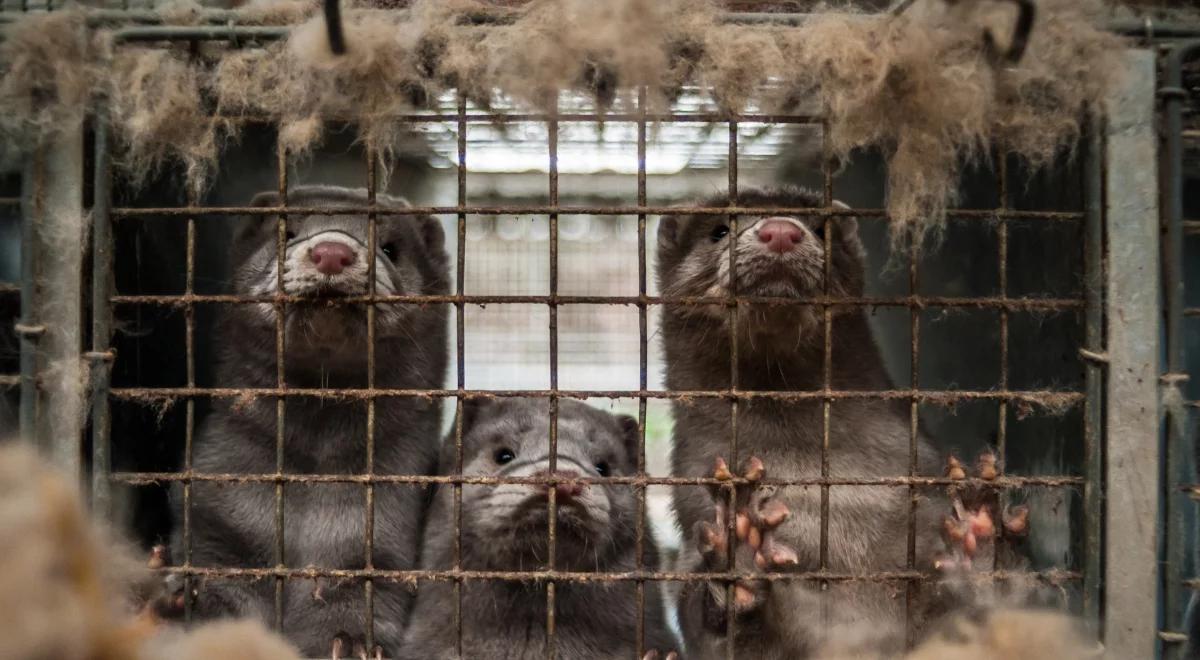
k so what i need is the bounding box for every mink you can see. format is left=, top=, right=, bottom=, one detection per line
left=399, top=397, right=678, bottom=659
left=175, top=185, right=449, bottom=658
left=657, top=187, right=944, bottom=658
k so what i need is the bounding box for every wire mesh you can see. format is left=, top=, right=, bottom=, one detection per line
left=88, top=24, right=1097, bottom=660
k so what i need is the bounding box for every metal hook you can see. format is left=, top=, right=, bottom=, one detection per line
left=324, top=0, right=346, bottom=55
left=982, top=0, right=1036, bottom=66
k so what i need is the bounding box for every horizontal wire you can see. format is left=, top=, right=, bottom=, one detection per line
left=151, top=565, right=1083, bottom=584
left=109, top=292, right=1084, bottom=310
left=109, top=471, right=1084, bottom=487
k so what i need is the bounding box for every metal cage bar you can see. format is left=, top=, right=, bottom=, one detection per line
left=73, top=16, right=1116, bottom=660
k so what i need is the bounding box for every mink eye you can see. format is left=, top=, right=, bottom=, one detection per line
left=813, top=223, right=825, bottom=240
left=594, top=461, right=610, bottom=477
left=710, top=224, right=730, bottom=242
left=381, top=242, right=398, bottom=261
left=284, top=230, right=297, bottom=241
left=494, top=447, right=515, bottom=465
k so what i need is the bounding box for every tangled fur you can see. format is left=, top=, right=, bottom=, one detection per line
left=0, top=0, right=1124, bottom=251
left=0, top=442, right=301, bottom=660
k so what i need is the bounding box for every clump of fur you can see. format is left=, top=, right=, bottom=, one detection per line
left=778, top=0, right=1123, bottom=250
left=0, top=442, right=302, bottom=660
left=0, top=0, right=1122, bottom=253
left=109, top=48, right=221, bottom=197
left=903, top=608, right=1101, bottom=660
left=0, top=11, right=101, bottom=169
left=140, top=620, right=301, bottom=660
left=0, top=442, right=148, bottom=660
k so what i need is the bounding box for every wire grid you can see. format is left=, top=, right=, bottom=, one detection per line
left=90, top=37, right=1097, bottom=660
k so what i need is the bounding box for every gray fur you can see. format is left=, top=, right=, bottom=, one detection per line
left=400, top=398, right=677, bottom=659
left=657, top=187, right=943, bottom=658
left=174, top=185, right=449, bottom=656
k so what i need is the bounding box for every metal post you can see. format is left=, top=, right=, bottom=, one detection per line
left=1103, top=48, right=1162, bottom=658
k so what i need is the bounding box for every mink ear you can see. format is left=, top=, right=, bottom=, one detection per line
left=657, top=216, right=679, bottom=252
left=459, top=397, right=495, bottom=432
left=236, top=191, right=283, bottom=243
left=831, top=200, right=859, bottom=236
left=417, top=215, right=446, bottom=255
left=615, top=414, right=641, bottom=466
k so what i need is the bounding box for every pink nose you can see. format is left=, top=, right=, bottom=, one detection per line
left=757, top=219, right=803, bottom=253
left=533, top=469, right=584, bottom=501
left=310, top=241, right=356, bottom=275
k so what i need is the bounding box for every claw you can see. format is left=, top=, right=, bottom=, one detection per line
left=1003, top=505, right=1029, bottom=536
left=733, top=584, right=758, bottom=610
left=977, top=451, right=998, bottom=480
left=743, top=456, right=765, bottom=482
left=331, top=633, right=353, bottom=660
left=946, top=455, right=967, bottom=480
left=755, top=499, right=790, bottom=528
left=968, top=506, right=994, bottom=538
left=713, top=457, right=734, bottom=481
left=147, top=544, right=168, bottom=570
left=373, top=647, right=384, bottom=660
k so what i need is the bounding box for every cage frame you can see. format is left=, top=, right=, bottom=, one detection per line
left=0, top=9, right=1185, bottom=659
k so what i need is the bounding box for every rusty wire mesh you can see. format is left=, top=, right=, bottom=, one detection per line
left=89, top=32, right=1095, bottom=660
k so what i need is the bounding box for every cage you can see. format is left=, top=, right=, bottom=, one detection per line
left=0, top=1, right=1195, bottom=658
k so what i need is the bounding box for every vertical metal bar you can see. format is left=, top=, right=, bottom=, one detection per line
left=273, top=139, right=288, bottom=632
left=546, top=106, right=559, bottom=660
left=454, top=93, right=467, bottom=659
left=635, top=87, right=648, bottom=659
left=183, top=187, right=197, bottom=622
left=819, top=120, right=833, bottom=633
left=364, top=150, right=378, bottom=650
left=995, top=152, right=1010, bottom=580
left=1082, top=113, right=1106, bottom=628
left=90, top=109, right=113, bottom=517
left=724, top=119, right=740, bottom=660
left=1162, top=41, right=1200, bottom=655
left=1103, top=48, right=1161, bottom=658
left=18, top=152, right=41, bottom=445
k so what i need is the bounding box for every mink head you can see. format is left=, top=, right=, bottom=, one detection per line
left=656, top=186, right=866, bottom=327
left=230, top=185, right=449, bottom=362
left=451, top=398, right=640, bottom=572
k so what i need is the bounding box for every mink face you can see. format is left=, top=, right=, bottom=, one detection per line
left=454, top=398, right=640, bottom=571
left=229, top=185, right=448, bottom=369
left=656, top=187, right=865, bottom=330
left=402, top=398, right=678, bottom=659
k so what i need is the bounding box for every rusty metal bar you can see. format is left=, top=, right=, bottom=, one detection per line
left=107, top=292, right=1086, bottom=310
left=272, top=137, right=288, bottom=632
left=364, top=148, right=379, bottom=650
left=112, top=204, right=1084, bottom=220
left=819, top=119, right=833, bottom=634
left=182, top=185, right=198, bottom=622
left=108, top=385, right=1086, bottom=404
left=108, top=471, right=1084, bottom=487
left=146, top=564, right=1082, bottom=584
left=454, top=92, right=467, bottom=658
left=635, top=86, right=649, bottom=659
left=546, top=102, right=559, bottom=660
left=1082, top=114, right=1106, bottom=626
left=89, top=105, right=114, bottom=517
left=724, top=118, right=740, bottom=660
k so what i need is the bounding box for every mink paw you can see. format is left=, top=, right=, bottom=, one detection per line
left=696, top=456, right=797, bottom=624
left=641, top=650, right=680, bottom=660
left=935, top=451, right=1030, bottom=573
left=331, top=633, right=382, bottom=660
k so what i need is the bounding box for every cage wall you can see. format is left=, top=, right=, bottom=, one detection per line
left=0, top=5, right=1187, bottom=660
